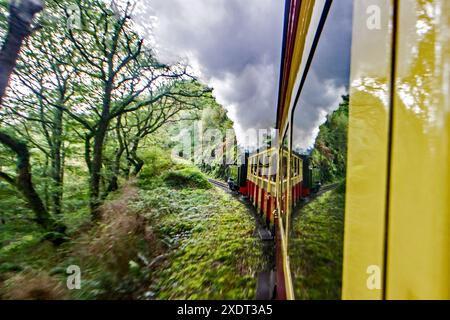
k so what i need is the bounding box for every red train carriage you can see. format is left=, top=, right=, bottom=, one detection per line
left=229, top=149, right=319, bottom=228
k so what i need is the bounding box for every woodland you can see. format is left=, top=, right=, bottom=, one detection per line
left=0, top=0, right=348, bottom=300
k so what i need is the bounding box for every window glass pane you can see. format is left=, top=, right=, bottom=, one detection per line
left=289, top=0, right=353, bottom=300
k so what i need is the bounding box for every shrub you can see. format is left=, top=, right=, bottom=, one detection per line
left=0, top=270, right=68, bottom=300
left=67, top=182, right=159, bottom=299
left=139, top=148, right=173, bottom=178
left=163, top=168, right=211, bottom=189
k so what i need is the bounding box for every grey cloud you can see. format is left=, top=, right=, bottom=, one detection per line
left=131, top=0, right=353, bottom=149
left=293, top=0, right=353, bottom=151
left=132, top=0, right=284, bottom=145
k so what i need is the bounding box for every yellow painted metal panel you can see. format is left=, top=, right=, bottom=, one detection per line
left=280, top=0, right=315, bottom=133
left=386, top=0, right=450, bottom=299
left=342, top=0, right=394, bottom=300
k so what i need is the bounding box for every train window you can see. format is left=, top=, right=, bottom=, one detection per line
left=270, top=150, right=277, bottom=182
left=288, top=0, right=353, bottom=300
left=257, top=154, right=262, bottom=177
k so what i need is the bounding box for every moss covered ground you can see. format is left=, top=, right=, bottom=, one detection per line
left=289, top=183, right=345, bottom=300
left=135, top=186, right=264, bottom=299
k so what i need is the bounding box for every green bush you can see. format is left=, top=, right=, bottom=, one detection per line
left=311, top=95, right=349, bottom=183
left=138, top=147, right=174, bottom=189
left=139, top=147, right=173, bottom=178
left=163, top=167, right=211, bottom=189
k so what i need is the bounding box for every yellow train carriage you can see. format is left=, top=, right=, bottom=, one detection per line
left=275, top=0, right=450, bottom=300
left=247, top=148, right=303, bottom=228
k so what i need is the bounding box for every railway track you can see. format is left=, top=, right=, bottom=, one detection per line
left=316, top=182, right=340, bottom=196
left=208, top=178, right=229, bottom=190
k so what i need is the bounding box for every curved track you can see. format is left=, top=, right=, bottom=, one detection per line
left=208, top=178, right=230, bottom=190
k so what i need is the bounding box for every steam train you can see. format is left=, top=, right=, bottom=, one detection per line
left=227, top=150, right=321, bottom=227
left=231, top=0, right=450, bottom=300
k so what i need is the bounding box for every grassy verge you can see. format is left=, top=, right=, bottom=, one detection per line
left=134, top=156, right=264, bottom=299
left=134, top=186, right=263, bottom=299
left=0, top=150, right=263, bottom=300
left=289, top=183, right=345, bottom=300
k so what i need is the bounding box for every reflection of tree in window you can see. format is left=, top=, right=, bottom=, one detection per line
left=289, top=0, right=353, bottom=300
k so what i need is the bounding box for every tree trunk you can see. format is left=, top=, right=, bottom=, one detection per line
left=0, top=131, right=64, bottom=232
left=89, top=121, right=108, bottom=219
left=0, top=1, right=66, bottom=236
left=50, top=107, right=64, bottom=215
left=89, top=80, right=112, bottom=218
left=0, top=0, right=43, bottom=103
left=105, top=117, right=125, bottom=193
left=106, top=146, right=124, bottom=193
left=132, top=157, right=144, bottom=176
left=130, top=140, right=144, bottom=176
left=43, top=155, right=50, bottom=209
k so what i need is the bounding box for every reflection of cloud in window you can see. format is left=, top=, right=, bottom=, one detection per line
left=292, top=0, right=353, bottom=152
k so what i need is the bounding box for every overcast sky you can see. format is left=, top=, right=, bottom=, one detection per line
left=293, top=0, right=353, bottom=151
left=130, top=0, right=353, bottom=149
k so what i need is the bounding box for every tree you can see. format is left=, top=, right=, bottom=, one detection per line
left=0, top=0, right=64, bottom=233
left=54, top=0, right=209, bottom=217
left=0, top=0, right=213, bottom=224
left=0, top=0, right=42, bottom=102
left=115, top=81, right=211, bottom=181
left=311, top=95, right=349, bottom=183
left=3, top=11, right=77, bottom=215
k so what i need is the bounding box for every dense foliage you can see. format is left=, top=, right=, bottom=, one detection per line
left=290, top=183, right=346, bottom=300
left=0, top=0, right=257, bottom=300
left=0, top=0, right=218, bottom=231
left=0, top=147, right=264, bottom=299
left=310, top=95, right=349, bottom=183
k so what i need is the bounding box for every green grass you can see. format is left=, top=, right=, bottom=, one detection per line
left=289, top=183, right=345, bottom=300
left=134, top=183, right=264, bottom=299
left=0, top=149, right=263, bottom=300
left=163, top=167, right=212, bottom=190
